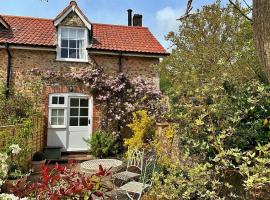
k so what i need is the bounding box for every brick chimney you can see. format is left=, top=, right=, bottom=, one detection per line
left=133, top=14, right=143, bottom=27
left=127, top=9, right=133, bottom=26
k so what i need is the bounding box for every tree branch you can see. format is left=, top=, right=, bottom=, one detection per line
left=228, top=0, right=253, bottom=22
left=242, top=0, right=253, bottom=11
left=177, top=0, right=193, bottom=21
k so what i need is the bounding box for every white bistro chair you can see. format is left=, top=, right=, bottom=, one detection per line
left=116, top=155, right=156, bottom=200
left=112, top=149, right=144, bottom=184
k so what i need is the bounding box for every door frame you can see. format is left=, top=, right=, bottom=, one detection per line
left=47, top=93, right=93, bottom=152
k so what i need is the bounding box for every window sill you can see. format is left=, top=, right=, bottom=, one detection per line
left=56, top=58, right=89, bottom=63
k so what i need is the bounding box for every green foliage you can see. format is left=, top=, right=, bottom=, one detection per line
left=0, top=119, right=36, bottom=172
left=160, top=1, right=263, bottom=94
left=0, top=84, right=39, bottom=126
left=148, top=1, right=270, bottom=199
left=85, top=130, right=120, bottom=158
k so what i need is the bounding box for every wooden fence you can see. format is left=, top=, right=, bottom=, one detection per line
left=156, top=123, right=179, bottom=161
left=0, top=116, right=45, bottom=169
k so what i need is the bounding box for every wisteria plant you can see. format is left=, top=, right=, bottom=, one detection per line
left=31, top=66, right=167, bottom=135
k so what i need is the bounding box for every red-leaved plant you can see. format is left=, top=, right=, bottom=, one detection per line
left=12, top=161, right=112, bottom=200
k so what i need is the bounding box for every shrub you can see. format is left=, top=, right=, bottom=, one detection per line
left=12, top=162, right=112, bottom=199
left=0, top=85, right=38, bottom=126
left=146, top=1, right=270, bottom=198
left=85, top=130, right=120, bottom=158
left=124, top=110, right=155, bottom=151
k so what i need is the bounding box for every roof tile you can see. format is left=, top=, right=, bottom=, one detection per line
left=0, top=15, right=167, bottom=55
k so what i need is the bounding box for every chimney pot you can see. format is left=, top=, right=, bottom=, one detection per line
left=133, top=14, right=143, bottom=27
left=127, top=9, right=133, bottom=26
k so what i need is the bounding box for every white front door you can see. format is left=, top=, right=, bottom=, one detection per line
left=67, top=96, right=92, bottom=151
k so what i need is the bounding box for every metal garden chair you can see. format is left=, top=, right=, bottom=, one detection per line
left=116, top=155, right=156, bottom=200
left=112, top=149, right=144, bottom=185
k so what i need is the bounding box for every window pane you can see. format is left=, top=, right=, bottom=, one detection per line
left=60, top=28, right=86, bottom=60
left=61, top=48, right=68, bottom=58
left=52, top=97, right=58, bottom=104
left=51, top=109, right=58, bottom=116
left=80, top=108, right=88, bottom=116
left=70, top=98, right=79, bottom=107
left=58, top=109, right=64, bottom=117
left=77, top=49, right=80, bottom=59
left=70, top=108, right=79, bottom=116
left=77, top=29, right=85, bottom=39
left=59, top=97, right=65, bottom=104
left=51, top=117, right=58, bottom=125
left=61, top=29, right=68, bottom=39
left=77, top=40, right=84, bottom=48
left=69, top=49, right=76, bottom=58
left=77, top=49, right=84, bottom=59
left=61, top=39, right=68, bottom=48
left=58, top=117, right=64, bottom=125
left=80, top=99, right=88, bottom=107
left=79, top=117, right=88, bottom=126
left=69, top=40, right=76, bottom=48
left=69, top=29, right=76, bottom=39
left=70, top=117, right=78, bottom=126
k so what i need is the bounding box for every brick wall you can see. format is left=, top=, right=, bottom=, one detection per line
left=0, top=10, right=160, bottom=145
left=0, top=48, right=159, bottom=139
left=0, top=49, right=7, bottom=85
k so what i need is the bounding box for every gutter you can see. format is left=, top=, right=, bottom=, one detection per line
left=88, top=49, right=170, bottom=58
left=5, top=43, right=12, bottom=98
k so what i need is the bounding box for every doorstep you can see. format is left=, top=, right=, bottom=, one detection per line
left=48, top=152, right=94, bottom=162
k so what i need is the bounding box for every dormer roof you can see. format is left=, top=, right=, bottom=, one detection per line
left=54, top=1, right=91, bottom=30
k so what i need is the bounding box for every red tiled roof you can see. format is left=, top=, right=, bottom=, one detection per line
left=91, top=23, right=167, bottom=54
left=0, top=15, right=56, bottom=46
left=0, top=15, right=167, bottom=55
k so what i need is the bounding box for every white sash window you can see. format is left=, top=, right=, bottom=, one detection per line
left=57, top=27, right=88, bottom=62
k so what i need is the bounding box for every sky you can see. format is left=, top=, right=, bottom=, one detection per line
left=0, top=0, right=224, bottom=49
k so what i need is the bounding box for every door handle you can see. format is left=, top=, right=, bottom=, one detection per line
left=88, top=119, right=91, bottom=124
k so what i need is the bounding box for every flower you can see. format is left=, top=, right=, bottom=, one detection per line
left=0, top=193, right=28, bottom=200
left=10, top=144, right=21, bottom=155
left=0, top=152, right=9, bottom=186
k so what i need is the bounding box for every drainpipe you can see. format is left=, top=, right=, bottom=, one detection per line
left=118, top=51, right=123, bottom=73
left=5, top=43, right=12, bottom=98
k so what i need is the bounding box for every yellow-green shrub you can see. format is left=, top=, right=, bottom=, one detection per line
left=124, top=110, right=155, bottom=151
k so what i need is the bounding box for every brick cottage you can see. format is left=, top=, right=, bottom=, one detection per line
left=0, top=1, right=167, bottom=152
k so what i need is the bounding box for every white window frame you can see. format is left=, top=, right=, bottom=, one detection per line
left=48, top=94, right=68, bottom=128
left=56, top=26, right=88, bottom=62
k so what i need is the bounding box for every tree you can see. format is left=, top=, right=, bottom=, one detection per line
left=253, top=0, right=270, bottom=80
left=160, top=1, right=261, bottom=95
left=181, top=0, right=270, bottom=82
left=149, top=2, right=270, bottom=199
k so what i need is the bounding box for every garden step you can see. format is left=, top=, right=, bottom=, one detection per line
left=47, top=153, right=94, bottom=162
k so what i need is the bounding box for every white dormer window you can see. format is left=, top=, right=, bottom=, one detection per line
left=57, top=27, right=88, bottom=62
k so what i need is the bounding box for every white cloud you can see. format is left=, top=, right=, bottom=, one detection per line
left=154, top=6, right=184, bottom=49
left=156, top=6, right=183, bottom=33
